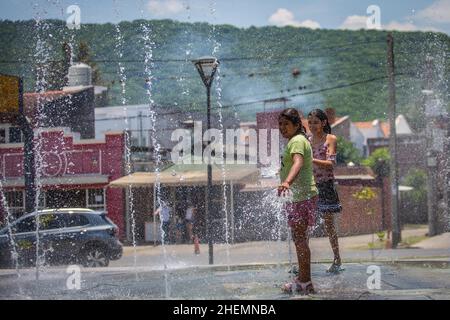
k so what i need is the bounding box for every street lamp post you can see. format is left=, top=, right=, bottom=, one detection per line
left=192, top=56, right=219, bottom=265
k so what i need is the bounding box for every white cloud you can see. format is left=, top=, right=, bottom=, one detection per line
left=384, top=21, right=438, bottom=32
left=268, top=8, right=320, bottom=29
left=147, top=0, right=184, bottom=16
left=340, top=15, right=368, bottom=30
left=298, top=19, right=321, bottom=30
left=416, top=0, right=450, bottom=24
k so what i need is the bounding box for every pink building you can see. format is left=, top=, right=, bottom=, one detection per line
left=0, top=128, right=126, bottom=239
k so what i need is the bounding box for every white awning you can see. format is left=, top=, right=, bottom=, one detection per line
left=109, top=164, right=259, bottom=187
left=2, top=175, right=110, bottom=188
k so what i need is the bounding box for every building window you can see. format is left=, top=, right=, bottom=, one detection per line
left=0, top=127, right=23, bottom=144
left=0, top=128, right=5, bottom=144
left=37, top=192, right=46, bottom=210
left=87, top=189, right=105, bottom=211
left=5, top=191, right=25, bottom=217
left=9, top=127, right=23, bottom=143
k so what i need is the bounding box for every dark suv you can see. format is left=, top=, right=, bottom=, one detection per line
left=0, top=208, right=122, bottom=268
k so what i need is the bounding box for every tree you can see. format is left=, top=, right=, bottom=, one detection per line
left=336, top=136, right=362, bottom=165
left=77, top=41, right=90, bottom=63
left=46, top=42, right=71, bottom=90
left=77, top=41, right=102, bottom=85
left=362, top=148, right=390, bottom=177
left=1, top=20, right=448, bottom=110
left=400, top=168, right=427, bottom=224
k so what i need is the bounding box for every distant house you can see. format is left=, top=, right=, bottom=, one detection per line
left=0, top=65, right=127, bottom=237
left=3, top=63, right=109, bottom=142
left=351, top=115, right=413, bottom=158
left=328, top=111, right=424, bottom=177
left=0, top=128, right=126, bottom=237
left=95, top=104, right=241, bottom=171
left=23, top=87, right=95, bottom=139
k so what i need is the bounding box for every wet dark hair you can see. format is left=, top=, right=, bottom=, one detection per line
left=307, top=108, right=332, bottom=134
left=278, top=108, right=307, bottom=138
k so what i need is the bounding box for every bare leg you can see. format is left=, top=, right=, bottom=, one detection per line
left=186, top=222, right=193, bottom=242
left=291, top=221, right=311, bottom=283
left=323, top=213, right=341, bottom=265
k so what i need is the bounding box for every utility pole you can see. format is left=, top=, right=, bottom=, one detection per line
left=423, top=57, right=449, bottom=236
left=446, top=121, right=450, bottom=233
left=424, top=97, right=438, bottom=236
left=19, top=114, right=36, bottom=214
left=442, top=118, right=450, bottom=233
left=387, top=33, right=401, bottom=247
left=138, top=111, right=143, bottom=147
left=424, top=57, right=439, bottom=236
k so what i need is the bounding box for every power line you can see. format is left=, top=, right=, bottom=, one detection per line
left=92, top=73, right=412, bottom=122
left=98, top=59, right=388, bottom=80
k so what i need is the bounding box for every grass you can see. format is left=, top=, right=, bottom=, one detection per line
left=351, top=235, right=429, bottom=250
left=403, top=224, right=428, bottom=230
left=399, top=235, right=429, bottom=248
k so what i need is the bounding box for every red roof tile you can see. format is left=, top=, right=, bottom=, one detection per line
left=380, top=122, right=390, bottom=137
left=353, top=121, right=375, bottom=129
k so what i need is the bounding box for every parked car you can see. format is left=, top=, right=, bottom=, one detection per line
left=0, top=208, right=122, bottom=268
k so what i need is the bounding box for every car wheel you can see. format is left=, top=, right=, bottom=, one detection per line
left=82, top=246, right=109, bottom=268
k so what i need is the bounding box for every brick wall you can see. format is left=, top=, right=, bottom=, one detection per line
left=335, top=181, right=384, bottom=236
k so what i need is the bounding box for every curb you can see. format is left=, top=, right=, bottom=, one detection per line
left=1, top=258, right=449, bottom=277
left=382, top=259, right=450, bottom=269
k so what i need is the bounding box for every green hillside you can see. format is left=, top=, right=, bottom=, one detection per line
left=0, top=19, right=448, bottom=125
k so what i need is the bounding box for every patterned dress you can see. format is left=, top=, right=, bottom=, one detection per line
left=309, top=136, right=342, bottom=214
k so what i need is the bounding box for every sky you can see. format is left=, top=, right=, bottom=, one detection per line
left=0, top=0, right=450, bottom=34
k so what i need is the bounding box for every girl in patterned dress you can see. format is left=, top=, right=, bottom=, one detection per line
left=307, top=109, right=344, bottom=273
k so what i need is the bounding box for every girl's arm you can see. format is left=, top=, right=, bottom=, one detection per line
left=312, top=135, right=337, bottom=168
left=278, top=153, right=303, bottom=196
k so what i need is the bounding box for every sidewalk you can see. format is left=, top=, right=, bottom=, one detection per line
left=1, top=227, right=449, bottom=300
left=116, top=227, right=449, bottom=268
left=414, top=232, right=450, bottom=250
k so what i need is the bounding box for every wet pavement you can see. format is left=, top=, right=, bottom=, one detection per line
left=111, top=237, right=450, bottom=269
left=1, top=262, right=450, bottom=300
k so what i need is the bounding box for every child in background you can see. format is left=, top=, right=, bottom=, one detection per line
left=307, top=109, right=343, bottom=273
left=185, top=204, right=195, bottom=243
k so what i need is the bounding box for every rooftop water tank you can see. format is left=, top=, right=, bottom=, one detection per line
left=67, top=62, right=92, bottom=87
